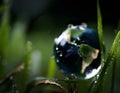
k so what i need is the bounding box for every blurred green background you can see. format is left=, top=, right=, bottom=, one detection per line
left=0, top=0, right=120, bottom=93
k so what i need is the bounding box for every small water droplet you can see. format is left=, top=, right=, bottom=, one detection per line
left=59, top=53, right=62, bottom=57
left=71, top=73, right=74, bottom=76
left=73, top=91, right=76, bottom=93
left=97, top=75, right=99, bottom=79
left=56, top=59, right=59, bottom=63
left=68, top=24, right=73, bottom=28
left=10, top=76, right=13, bottom=80
left=12, top=84, right=19, bottom=93
left=56, top=47, right=58, bottom=50
left=60, top=39, right=66, bottom=46
left=79, top=23, right=87, bottom=30
left=16, top=90, right=19, bottom=93
left=70, top=73, right=77, bottom=79
left=95, top=81, right=97, bottom=84
left=105, top=72, right=107, bottom=75
left=60, top=69, right=64, bottom=73
left=13, top=84, right=16, bottom=90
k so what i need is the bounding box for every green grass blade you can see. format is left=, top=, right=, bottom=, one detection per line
left=47, top=56, right=56, bottom=78
left=88, top=1, right=104, bottom=92
left=30, top=50, right=42, bottom=77
left=24, top=41, right=32, bottom=78
left=0, top=4, right=6, bottom=13
left=110, top=55, right=116, bottom=93
left=0, top=5, right=9, bottom=55
left=91, top=31, right=120, bottom=93
left=97, top=0, right=104, bottom=59
left=4, top=22, right=26, bottom=73
left=19, top=41, right=32, bottom=93
left=0, top=2, right=10, bottom=79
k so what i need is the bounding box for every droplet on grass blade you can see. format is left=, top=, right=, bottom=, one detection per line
left=53, top=24, right=102, bottom=79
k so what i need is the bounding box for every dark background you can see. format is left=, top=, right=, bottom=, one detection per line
left=0, top=0, right=119, bottom=28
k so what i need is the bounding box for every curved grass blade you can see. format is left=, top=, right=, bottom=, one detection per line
left=0, top=64, right=24, bottom=85
left=90, top=31, right=120, bottom=93
left=26, top=77, right=66, bottom=93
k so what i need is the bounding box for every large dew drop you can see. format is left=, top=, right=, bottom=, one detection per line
left=54, top=24, right=101, bottom=79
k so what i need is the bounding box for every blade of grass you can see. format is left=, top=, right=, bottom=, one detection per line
left=110, top=18, right=120, bottom=93
left=0, top=4, right=5, bottom=13
left=0, top=0, right=11, bottom=13
left=26, top=77, right=66, bottom=93
left=90, top=31, right=120, bottom=93
left=4, top=22, right=26, bottom=74
left=24, top=41, right=32, bottom=79
left=97, top=0, right=104, bottom=58
left=0, top=4, right=9, bottom=55
left=18, top=41, right=32, bottom=93
left=88, top=1, right=103, bottom=92
left=47, top=56, right=56, bottom=78
left=0, top=2, right=10, bottom=79
left=110, top=55, right=116, bottom=93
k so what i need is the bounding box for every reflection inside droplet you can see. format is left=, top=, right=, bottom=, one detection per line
left=85, top=66, right=101, bottom=79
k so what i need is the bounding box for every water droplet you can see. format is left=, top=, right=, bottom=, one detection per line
left=68, top=24, right=73, bottom=28
left=56, top=47, right=58, bottom=51
left=94, top=81, right=97, bottom=84
left=56, top=59, right=59, bottom=63
left=111, top=57, right=114, bottom=61
left=96, top=74, right=99, bottom=79
left=70, top=73, right=77, bottom=79
left=12, top=84, right=19, bottom=93
left=79, top=23, right=87, bottom=30
left=105, top=72, right=107, bottom=75
left=59, top=53, right=62, bottom=57
left=10, top=76, right=13, bottom=80
left=54, top=24, right=102, bottom=79
left=16, top=90, right=19, bottom=93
